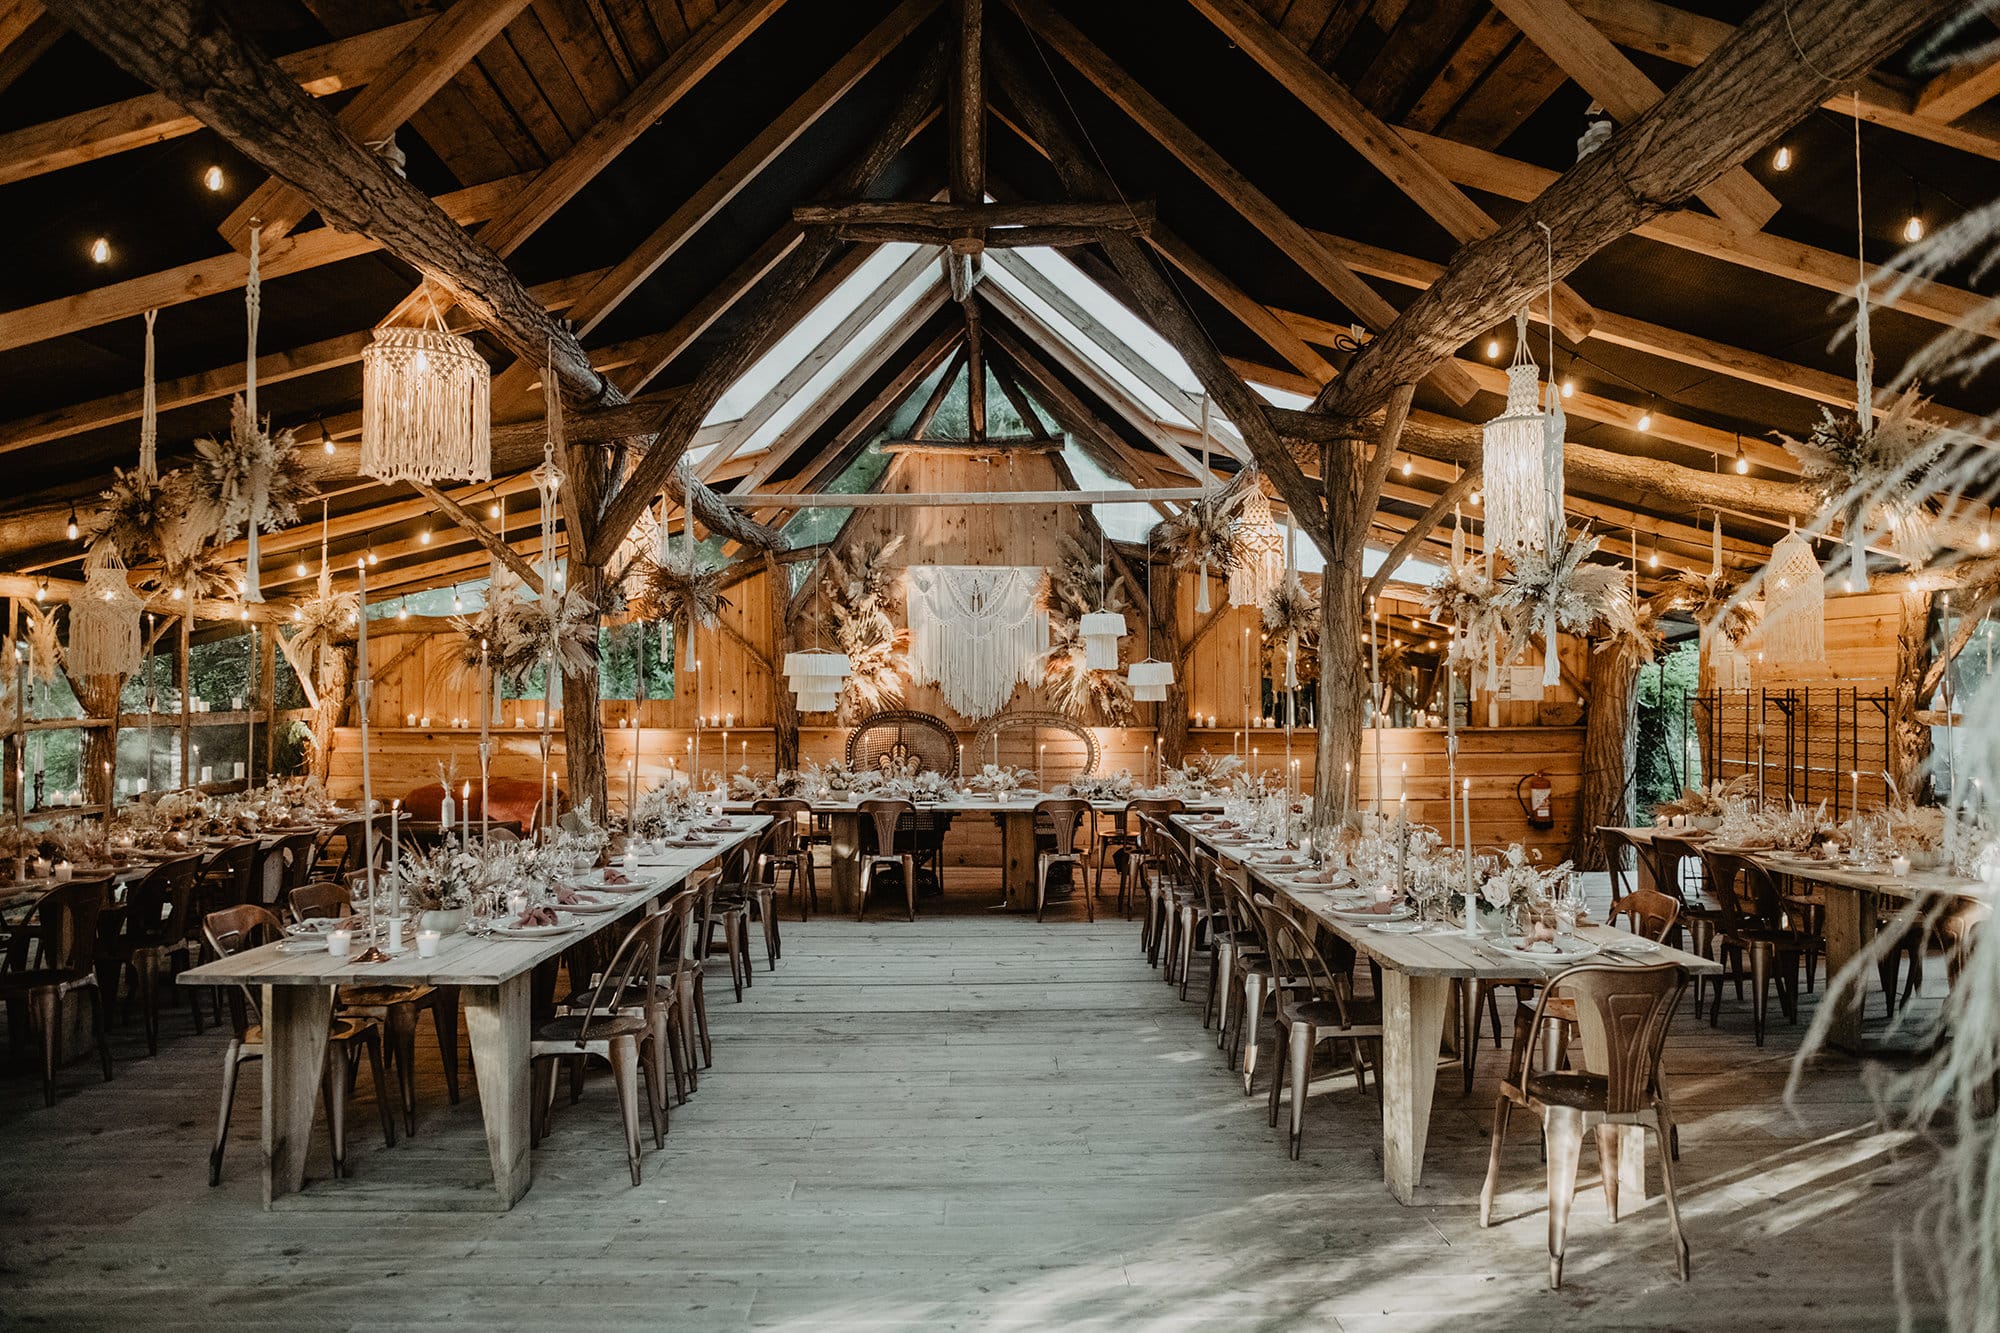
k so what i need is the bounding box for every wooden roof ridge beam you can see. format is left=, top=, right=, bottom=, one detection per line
left=794, top=199, right=1153, bottom=230
left=220, top=0, right=530, bottom=250
left=1567, top=0, right=2000, bottom=161
left=987, top=37, right=1326, bottom=548
left=583, top=39, right=952, bottom=565
left=1182, top=0, right=1595, bottom=342
left=1000, top=0, right=1479, bottom=406
left=1490, top=0, right=1778, bottom=230
left=378, top=0, right=793, bottom=330
left=1310, top=0, right=1961, bottom=422
left=0, top=171, right=528, bottom=353
left=1397, top=128, right=2000, bottom=339
left=560, top=0, right=941, bottom=342
left=0, top=15, right=433, bottom=186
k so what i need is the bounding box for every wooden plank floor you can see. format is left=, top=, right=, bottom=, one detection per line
left=0, top=876, right=1942, bottom=1329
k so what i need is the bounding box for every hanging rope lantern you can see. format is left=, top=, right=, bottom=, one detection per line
left=69, top=543, right=144, bottom=678
left=1482, top=310, right=1551, bottom=555
left=1128, top=536, right=1174, bottom=702
left=1762, top=527, right=1825, bottom=667
left=360, top=326, right=492, bottom=483
left=1228, top=489, right=1284, bottom=607
left=1079, top=609, right=1127, bottom=670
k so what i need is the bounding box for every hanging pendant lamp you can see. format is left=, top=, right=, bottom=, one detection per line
left=1228, top=489, right=1283, bottom=607
left=361, top=324, right=492, bottom=484
left=1482, top=310, right=1550, bottom=555
left=1128, top=535, right=1174, bottom=702
left=787, top=558, right=851, bottom=711
left=1762, top=526, right=1825, bottom=667
left=69, top=543, right=144, bottom=678
left=1080, top=530, right=1127, bottom=670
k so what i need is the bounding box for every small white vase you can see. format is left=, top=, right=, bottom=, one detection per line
left=419, top=907, right=470, bottom=935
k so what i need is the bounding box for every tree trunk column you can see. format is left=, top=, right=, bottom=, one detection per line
left=1571, top=638, right=1641, bottom=869
left=77, top=675, right=124, bottom=808
left=1153, top=563, right=1189, bottom=769
left=559, top=441, right=613, bottom=822
left=1314, top=439, right=1365, bottom=840
left=767, top=551, right=800, bottom=774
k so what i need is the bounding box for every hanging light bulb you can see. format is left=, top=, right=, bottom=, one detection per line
left=1468, top=489, right=1481, bottom=507
left=1773, top=144, right=1792, bottom=172
left=1485, top=338, right=1501, bottom=359
left=1648, top=541, right=1660, bottom=568
left=366, top=549, right=378, bottom=566
left=295, top=559, right=308, bottom=578
left=1636, top=402, right=1654, bottom=432
left=65, top=505, right=78, bottom=541
left=203, top=165, right=225, bottom=192
left=1560, top=378, right=1574, bottom=398
left=1400, top=457, right=1413, bottom=477
left=319, top=418, right=335, bottom=456
left=452, top=591, right=463, bottom=614
left=489, top=502, right=502, bottom=520
left=1904, top=213, right=1925, bottom=243
left=1734, top=433, right=1749, bottom=474
left=418, top=529, right=431, bottom=545
left=35, top=579, right=47, bottom=603
left=89, top=237, right=110, bottom=264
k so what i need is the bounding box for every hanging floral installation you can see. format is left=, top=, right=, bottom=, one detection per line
left=1260, top=572, right=1319, bottom=689
left=821, top=535, right=908, bottom=719
left=1148, top=473, right=1253, bottom=577
left=452, top=574, right=602, bottom=689
left=1422, top=551, right=1503, bottom=676
left=1493, top=524, right=1630, bottom=687
left=21, top=601, right=63, bottom=686
left=1777, top=384, right=1948, bottom=569
left=1669, top=566, right=1759, bottom=647
left=1038, top=534, right=1134, bottom=725
left=629, top=545, right=730, bottom=639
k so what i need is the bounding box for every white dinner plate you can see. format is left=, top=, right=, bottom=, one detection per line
left=1366, top=919, right=1426, bottom=935
left=566, top=871, right=658, bottom=894
left=285, top=917, right=350, bottom=939
left=488, top=913, right=581, bottom=939
left=557, top=893, right=621, bottom=914
left=1487, top=938, right=1602, bottom=965
left=1334, top=905, right=1413, bottom=924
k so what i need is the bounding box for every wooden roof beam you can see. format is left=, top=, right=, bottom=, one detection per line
left=1183, top=0, right=1596, bottom=342
left=1312, top=0, right=1960, bottom=423
left=950, top=0, right=984, bottom=205
left=1916, top=51, right=2000, bottom=123
left=0, top=15, right=432, bottom=186
left=0, top=3, right=60, bottom=97
left=220, top=0, right=530, bottom=250
left=1000, top=0, right=1479, bottom=406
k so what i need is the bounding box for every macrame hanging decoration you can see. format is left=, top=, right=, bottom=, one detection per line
left=534, top=351, right=566, bottom=708
left=1128, top=537, right=1174, bottom=703
left=360, top=310, right=492, bottom=484
left=1762, top=526, right=1825, bottom=667
left=1847, top=94, right=1876, bottom=593
left=1228, top=488, right=1284, bottom=607
left=904, top=565, right=1048, bottom=720
left=1079, top=531, right=1126, bottom=670
left=1483, top=310, right=1552, bottom=555
left=68, top=543, right=144, bottom=678
left=1194, top=394, right=1213, bottom=615
left=138, top=309, right=159, bottom=486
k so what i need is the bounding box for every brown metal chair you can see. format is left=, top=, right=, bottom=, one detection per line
left=531, top=910, right=669, bottom=1186
left=201, top=905, right=393, bottom=1185
left=751, top=798, right=818, bottom=919
left=1649, top=831, right=1718, bottom=967
left=700, top=842, right=755, bottom=999
left=197, top=840, right=261, bottom=918
left=273, top=831, right=321, bottom=902
left=2, top=877, right=115, bottom=1105
left=1699, top=848, right=1810, bottom=1045
left=1139, top=817, right=1197, bottom=976
left=1480, top=962, right=1691, bottom=1289
left=1097, top=796, right=1184, bottom=916
left=1597, top=827, right=1662, bottom=902
left=286, top=881, right=463, bottom=1131
left=1033, top=798, right=1092, bottom=921
left=1609, top=887, right=1683, bottom=943
left=716, top=826, right=781, bottom=974
left=1260, top=898, right=1382, bottom=1158
left=856, top=798, right=917, bottom=922
left=563, top=887, right=695, bottom=1120
left=95, top=855, right=203, bottom=1055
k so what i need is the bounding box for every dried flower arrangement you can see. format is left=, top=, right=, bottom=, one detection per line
left=1038, top=534, right=1133, bottom=724
left=821, top=535, right=908, bottom=719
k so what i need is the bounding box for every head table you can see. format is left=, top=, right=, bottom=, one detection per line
left=178, top=817, right=768, bottom=1209
left=1177, top=814, right=1717, bottom=1205
left=723, top=793, right=1220, bottom=912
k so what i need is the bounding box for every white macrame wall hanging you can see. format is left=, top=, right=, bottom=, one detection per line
left=69, top=543, right=144, bottom=678
left=1482, top=311, right=1549, bottom=555
left=1228, top=489, right=1284, bottom=607
left=904, top=565, right=1048, bottom=720
left=1762, top=528, right=1825, bottom=667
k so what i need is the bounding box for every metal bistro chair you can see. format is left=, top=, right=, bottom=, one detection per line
left=2, top=877, right=116, bottom=1105
left=717, top=826, right=782, bottom=973
left=1261, top=898, right=1382, bottom=1159
left=1142, top=820, right=1199, bottom=978
left=856, top=798, right=917, bottom=923
left=530, top=911, right=670, bottom=1186
left=1699, top=848, right=1810, bottom=1046
left=202, top=905, right=393, bottom=1185
left=1598, top=827, right=1664, bottom=904
left=562, top=888, right=695, bottom=1122
left=1034, top=798, right=1093, bottom=922
left=95, top=854, right=203, bottom=1055
left=1097, top=797, right=1184, bottom=917
left=1480, top=962, right=1692, bottom=1289
left=751, top=798, right=818, bottom=920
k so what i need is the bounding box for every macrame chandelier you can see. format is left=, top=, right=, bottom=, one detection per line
left=1762, top=526, right=1825, bottom=667
left=68, top=543, right=144, bottom=678
left=1482, top=310, right=1561, bottom=555
left=1127, top=536, right=1173, bottom=702
left=360, top=324, right=492, bottom=484
left=1228, top=488, right=1284, bottom=607
left=784, top=563, right=851, bottom=713
left=1079, top=529, right=1126, bottom=670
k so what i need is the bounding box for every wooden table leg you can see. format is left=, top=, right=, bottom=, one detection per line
left=1819, top=883, right=1875, bottom=1051
left=1379, top=970, right=1451, bottom=1205
left=463, top=975, right=532, bottom=1208
left=260, top=982, right=333, bottom=1208
left=828, top=813, right=860, bottom=915
left=1000, top=811, right=1036, bottom=909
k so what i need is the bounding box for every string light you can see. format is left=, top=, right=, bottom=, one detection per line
left=397, top=601, right=410, bottom=620
left=1485, top=338, right=1501, bottom=359
left=319, top=418, right=335, bottom=456
left=1648, top=539, right=1660, bottom=568
left=1636, top=407, right=1653, bottom=432
left=65, top=505, right=78, bottom=541
left=89, top=237, right=110, bottom=264
left=488, top=502, right=501, bottom=520
left=1773, top=144, right=1793, bottom=171
left=202, top=165, right=225, bottom=192
left=452, top=591, right=463, bottom=614
left=35, top=579, right=47, bottom=603
left=1400, top=457, right=1413, bottom=477
left=1903, top=213, right=1925, bottom=243
left=1560, top=378, right=1574, bottom=398
left=418, top=529, right=431, bottom=545
left=295, top=559, right=308, bottom=578
left=1733, top=433, right=1749, bottom=474
left=366, top=549, right=378, bottom=566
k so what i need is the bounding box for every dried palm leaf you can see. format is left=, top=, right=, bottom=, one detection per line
left=1148, top=477, right=1253, bottom=572
left=823, top=534, right=907, bottom=720
left=1668, top=568, right=1760, bottom=647
left=1036, top=533, right=1134, bottom=723
left=629, top=556, right=729, bottom=632
left=22, top=603, right=62, bottom=685
left=1495, top=525, right=1628, bottom=683
left=190, top=395, right=321, bottom=538
left=1775, top=385, right=1946, bottom=563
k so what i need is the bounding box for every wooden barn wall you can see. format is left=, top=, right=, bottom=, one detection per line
left=325, top=451, right=1585, bottom=861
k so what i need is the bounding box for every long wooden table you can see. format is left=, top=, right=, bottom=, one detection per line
left=1604, top=826, right=1990, bottom=1050
left=728, top=793, right=1216, bottom=912
left=177, top=818, right=767, bottom=1209
left=1178, top=815, right=1717, bottom=1205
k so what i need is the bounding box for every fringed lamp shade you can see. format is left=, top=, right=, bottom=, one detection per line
left=1079, top=610, right=1127, bottom=670
left=1228, top=491, right=1284, bottom=606
left=1128, top=657, right=1173, bottom=702
left=69, top=543, right=144, bottom=678
left=1482, top=353, right=1550, bottom=556
left=786, top=648, right=851, bottom=713
left=1762, top=531, right=1825, bottom=667
left=360, top=328, right=492, bottom=483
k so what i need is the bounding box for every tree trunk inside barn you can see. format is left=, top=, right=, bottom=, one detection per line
left=1570, top=639, right=1642, bottom=869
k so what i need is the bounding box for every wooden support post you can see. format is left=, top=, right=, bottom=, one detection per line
left=178, top=613, right=192, bottom=790
left=768, top=550, right=800, bottom=773
left=1570, top=637, right=1642, bottom=868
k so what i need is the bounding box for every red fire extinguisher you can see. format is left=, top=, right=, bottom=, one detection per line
left=1518, top=772, right=1555, bottom=830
